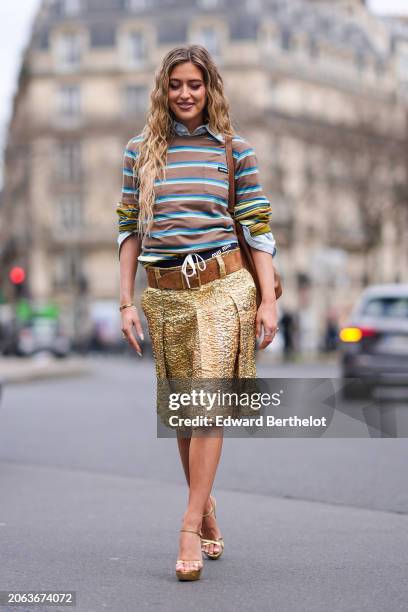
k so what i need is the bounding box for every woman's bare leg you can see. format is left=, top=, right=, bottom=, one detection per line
left=177, top=433, right=217, bottom=517
left=176, top=434, right=191, bottom=483
left=176, top=428, right=224, bottom=572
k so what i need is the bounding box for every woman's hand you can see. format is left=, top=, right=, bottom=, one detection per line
left=256, top=299, right=279, bottom=350
left=249, top=248, right=280, bottom=349
left=121, top=306, right=144, bottom=356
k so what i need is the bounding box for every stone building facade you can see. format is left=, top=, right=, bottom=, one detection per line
left=1, top=0, right=407, bottom=345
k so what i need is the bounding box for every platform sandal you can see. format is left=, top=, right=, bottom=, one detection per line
left=176, top=529, right=204, bottom=581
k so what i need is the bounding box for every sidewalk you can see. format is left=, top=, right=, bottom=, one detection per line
left=0, top=354, right=92, bottom=385
left=0, top=351, right=338, bottom=386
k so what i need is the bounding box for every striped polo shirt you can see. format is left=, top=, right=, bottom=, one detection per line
left=116, top=123, right=273, bottom=266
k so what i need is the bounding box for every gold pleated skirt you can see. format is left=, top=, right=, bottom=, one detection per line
left=141, top=266, right=257, bottom=429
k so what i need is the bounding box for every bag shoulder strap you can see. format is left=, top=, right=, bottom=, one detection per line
left=224, top=134, right=235, bottom=216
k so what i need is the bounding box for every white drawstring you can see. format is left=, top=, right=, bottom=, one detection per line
left=181, top=253, right=207, bottom=288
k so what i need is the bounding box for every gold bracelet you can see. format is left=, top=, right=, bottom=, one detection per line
left=119, top=302, right=135, bottom=312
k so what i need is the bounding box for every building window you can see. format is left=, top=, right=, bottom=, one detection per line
left=90, top=24, right=116, bottom=47
left=355, top=51, right=366, bottom=76
left=397, top=49, right=408, bottom=84
left=281, top=29, right=292, bottom=51
left=304, top=162, right=316, bottom=187
left=127, top=30, right=146, bottom=65
left=55, top=31, right=82, bottom=71
left=259, top=25, right=279, bottom=53
left=62, top=0, right=81, bottom=15
left=127, top=0, right=149, bottom=9
left=246, top=0, right=261, bottom=12
left=124, top=85, right=148, bottom=116
left=57, top=194, right=82, bottom=230
left=56, top=0, right=81, bottom=16
left=375, top=59, right=384, bottom=78
left=309, top=37, right=319, bottom=59
left=198, top=0, right=219, bottom=8
left=195, top=26, right=220, bottom=58
left=271, top=162, right=285, bottom=191
left=35, top=29, right=49, bottom=50
left=57, top=142, right=82, bottom=181
left=54, top=250, right=82, bottom=288
left=157, top=20, right=187, bottom=44
left=58, top=85, right=81, bottom=119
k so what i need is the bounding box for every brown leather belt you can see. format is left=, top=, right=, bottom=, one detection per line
left=146, top=248, right=243, bottom=290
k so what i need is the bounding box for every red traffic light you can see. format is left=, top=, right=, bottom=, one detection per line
left=9, top=266, right=26, bottom=284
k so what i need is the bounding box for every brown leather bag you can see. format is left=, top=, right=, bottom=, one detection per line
left=224, top=134, right=282, bottom=306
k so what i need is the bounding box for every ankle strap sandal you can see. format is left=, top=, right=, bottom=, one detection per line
left=201, top=498, right=225, bottom=560
left=176, top=529, right=203, bottom=581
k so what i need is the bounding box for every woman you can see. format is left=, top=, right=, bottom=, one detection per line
left=116, top=44, right=279, bottom=581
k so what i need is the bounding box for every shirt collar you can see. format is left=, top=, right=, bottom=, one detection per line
left=172, top=118, right=225, bottom=144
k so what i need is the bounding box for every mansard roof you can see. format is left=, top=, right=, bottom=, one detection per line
left=31, top=0, right=393, bottom=62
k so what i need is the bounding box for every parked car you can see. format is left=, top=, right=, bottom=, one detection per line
left=12, top=316, right=70, bottom=358
left=339, top=284, right=408, bottom=398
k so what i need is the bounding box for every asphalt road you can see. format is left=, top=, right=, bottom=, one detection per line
left=0, top=354, right=407, bottom=611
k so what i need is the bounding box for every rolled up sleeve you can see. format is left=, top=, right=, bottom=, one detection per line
left=115, top=139, right=140, bottom=258
left=233, top=138, right=273, bottom=238
left=242, top=225, right=277, bottom=257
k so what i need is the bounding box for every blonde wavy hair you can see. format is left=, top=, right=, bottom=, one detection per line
left=134, top=44, right=234, bottom=238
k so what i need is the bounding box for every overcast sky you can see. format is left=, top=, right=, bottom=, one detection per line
left=0, top=0, right=407, bottom=178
